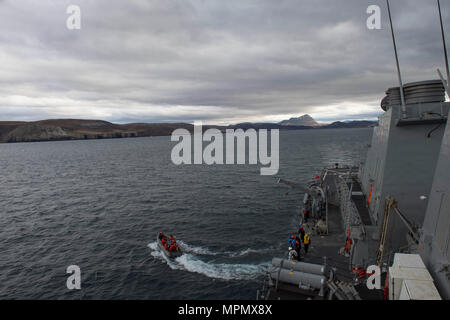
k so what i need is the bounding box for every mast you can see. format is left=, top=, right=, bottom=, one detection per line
left=437, top=0, right=450, bottom=93
left=386, top=0, right=407, bottom=118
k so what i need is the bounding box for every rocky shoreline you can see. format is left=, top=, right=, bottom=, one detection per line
left=0, top=119, right=376, bottom=143
left=0, top=120, right=193, bottom=143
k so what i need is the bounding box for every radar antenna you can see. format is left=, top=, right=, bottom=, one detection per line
left=437, top=0, right=450, bottom=95
left=386, top=0, right=407, bottom=118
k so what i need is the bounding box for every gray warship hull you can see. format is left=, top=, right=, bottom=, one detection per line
left=259, top=80, right=449, bottom=300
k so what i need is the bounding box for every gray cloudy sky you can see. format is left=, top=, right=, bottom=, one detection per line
left=0, top=0, right=448, bottom=124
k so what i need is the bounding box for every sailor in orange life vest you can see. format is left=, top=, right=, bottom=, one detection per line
left=344, top=237, right=353, bottom=254
left=303, top=207, right=310, bottom=223
left=169, top=242, right=178, bottom=252
left=168, top=235, right=178, bottom=252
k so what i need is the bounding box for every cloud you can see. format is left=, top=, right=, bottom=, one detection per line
left=0, top=0, right=447, bottom=124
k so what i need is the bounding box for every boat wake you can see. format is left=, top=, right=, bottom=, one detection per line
left=147, top=241, right=269, bottom=280
left=229, top=247, right=275, bottom=257
left=177, top=240, right=274, bottom=257
left=176, top=240, right=218, bottom=256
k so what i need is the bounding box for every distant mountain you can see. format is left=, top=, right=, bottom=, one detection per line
left=321, top=120, right=377, bottom=129
left=279, top=114, right=321, bottom=127
left=227, top=122, right=313, bottom=130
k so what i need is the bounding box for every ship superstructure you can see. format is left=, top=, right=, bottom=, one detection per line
left=258, top=0, right=449, bottom=300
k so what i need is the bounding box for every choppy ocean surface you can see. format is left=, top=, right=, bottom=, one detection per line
left=0, top=128, right=372, bottom=299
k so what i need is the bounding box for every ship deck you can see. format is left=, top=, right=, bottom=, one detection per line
left=302, top=171, right=355, bottom=282
left=264, top=168, right=384, bottom=300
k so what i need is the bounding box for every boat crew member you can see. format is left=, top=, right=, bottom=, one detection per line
left=298, top=225, right=305, bottom=240
left=291, top=234, right=299, bottom=244
left=158, top=232, right=163, bottom=240
left=288, top=234, right=296, bottom=245
left=172, top=239, right=177, bottom=249
left=169, top=242, right=178, bottom=252
left=303, top=233, right=311, bottom=254
left=290, top=239, right=296, bottom=249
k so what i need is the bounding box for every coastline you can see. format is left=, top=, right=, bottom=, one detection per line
left=0, top=119, right=376, bottom=144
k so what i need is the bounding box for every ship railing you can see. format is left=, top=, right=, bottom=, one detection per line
left=334, top=173, right=365, bottom=238
left=392, top=100, right=449, bottom=121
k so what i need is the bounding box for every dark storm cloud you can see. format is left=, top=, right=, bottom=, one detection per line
left=0, top=0, right=448, bottom=123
